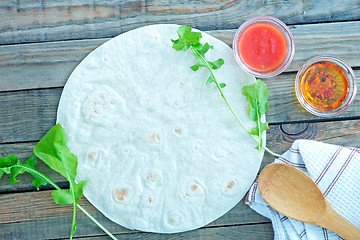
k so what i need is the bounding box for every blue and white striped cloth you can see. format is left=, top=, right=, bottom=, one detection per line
left=246, top=140, right=360, bottom=240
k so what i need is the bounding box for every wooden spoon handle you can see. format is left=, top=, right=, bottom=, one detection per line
left=318, top=202, right=360, bottom=240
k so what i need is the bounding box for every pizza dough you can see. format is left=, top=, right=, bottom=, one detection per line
left=57, top=24, right=264, bottom=233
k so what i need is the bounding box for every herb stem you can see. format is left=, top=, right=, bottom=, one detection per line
left=68, top=177, right=77, bottom=240
left=14, top=165, right=118, bottom=240
left=19, top=165, right=61, bottom=190
left=77, top=204, right=118, bottom=240
left=263, top=146, right=281, bottom=158
left=192, top=47, right=281, bottom=158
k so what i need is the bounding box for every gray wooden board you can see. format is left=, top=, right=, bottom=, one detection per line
left=1, top=0, right=360, bottom=45
left=1, top=70, right=360, bottom=146
left=0, top=190, right=271, bottom=239
left=1, top=2, right=360, bottom=238
left=0, top=218, right=273, bottom=240
left=1, top=21, right=359, bottom=92
left=88, top=224, right=274, bottom=240
left=2, top=119, right=360, bottom=192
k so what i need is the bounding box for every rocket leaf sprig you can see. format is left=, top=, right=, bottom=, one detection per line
left=0, top=124, right=117, bottom=240
left=172, top=25, right=280, bottom=157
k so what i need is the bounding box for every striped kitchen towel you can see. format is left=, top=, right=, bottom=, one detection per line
left=246, top=139, right=360, bottom=240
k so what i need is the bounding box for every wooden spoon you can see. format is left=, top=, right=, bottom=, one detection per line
left=258, top=163, right=360, bottom=240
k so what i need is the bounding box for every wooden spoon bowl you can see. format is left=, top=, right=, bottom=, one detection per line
left=258, top=163, right=360, bottom=240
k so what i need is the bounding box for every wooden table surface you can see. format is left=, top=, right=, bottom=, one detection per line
left=1, top=1, right=360, bottom=239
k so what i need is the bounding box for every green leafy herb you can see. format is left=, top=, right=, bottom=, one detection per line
left=0, top=124, right=117, bottom=240
left=0, top=155, right=49, bottom=189
left=242, top=80, right=270, bottom=150
left=172, top=25, right=280, bottom=157
left=33, top=124, right=88, bottom=239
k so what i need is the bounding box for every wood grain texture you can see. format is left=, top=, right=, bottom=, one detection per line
left=0, top=189, right=271, bottom=239
left=2, top=119, right=360, bottom=193
left=0, top=88, right=59, bottom=143
left=1, top=0, right=360, bottom=45
left=1, top=119, right=359, bottom=238
left=1, top=70, right=360, bottom=145
left=259, top=163, right=360, bottom=239
left=1, top=21, right=359, bottom=92
left=88, top=224, right=274, bottom=240
left=1, top=1, right=359, bottom=239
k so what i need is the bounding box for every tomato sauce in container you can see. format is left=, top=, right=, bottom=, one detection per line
left=233, top=16, right=295, bottom=78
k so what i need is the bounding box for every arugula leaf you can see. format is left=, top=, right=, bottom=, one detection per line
left=206, top=74, right=216, bottom=87
left=193, top=42, right=213, bottom=56
left=242, top=80, right=270, bottom=150
left=172, top=25, right=280, bottom=157
left=33, top=123, right=88, bottom=239
left=208, top=58, right=224, bottom=69
left=0, top=128, right=117, bottom=240
left=171, top=25, right=202, bottom=51
left=0, top=155, right=49, bottom=190
left=190, top=59, right=207, bottom=71
left=172, top=25, right=225, bottom=89
left=52, top=180, right=87, bottom=205
left=0, top=155, right=18, bottom=178
left=52, top=189, right=76, bottom=205
left=10, top=156, right=50, bottom=189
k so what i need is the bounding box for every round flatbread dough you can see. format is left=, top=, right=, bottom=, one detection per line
left=57, top=24, right=264, bottom=233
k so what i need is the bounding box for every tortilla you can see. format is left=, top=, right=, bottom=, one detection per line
left=57, top=24, right=264, bottom=233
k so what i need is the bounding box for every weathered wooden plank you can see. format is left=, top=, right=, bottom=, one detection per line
left=0, top=88, right=59, bottom=143
left=88, top=224, right=274, bottom=240
left=0, top=189, right=271, bottom=239
left=2, top=119, right=360, bottom=193
left=1, top=0, right=360, bottom=45
left=1, top=121, right=359, bottom=238
left=1, top=21, right=360, bottom=92
left=1, top=70, right=360, bottom=145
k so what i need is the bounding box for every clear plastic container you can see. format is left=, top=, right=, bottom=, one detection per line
left=233, top=16, right=295, bottom=78
left=295, top=56, right=357, bottom=117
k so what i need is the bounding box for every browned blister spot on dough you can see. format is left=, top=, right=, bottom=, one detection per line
left=174, top=129, right=182, bottom=135
left=88, top=152, right=97, bottom=160
left=149, top=134, right=160, bottom=143
left=148, top=197, right=152, bottom=204
left=147, top=171, right=160, bottom=183
left=190, top=184, right=198, bottom=192
left=169, top=218, right=176, bottom=223
left=225, top=180, right=236, bottom=192
left=114, top=188, right=128, bottom=201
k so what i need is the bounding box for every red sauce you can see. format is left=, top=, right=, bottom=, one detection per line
left=238, top=22, right=287, bottom=72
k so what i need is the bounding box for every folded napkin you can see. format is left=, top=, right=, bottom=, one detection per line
left=246, top=140, right=360, bottom=240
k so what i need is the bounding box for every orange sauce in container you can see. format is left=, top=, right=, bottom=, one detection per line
left=295, top=56, right=357, bottom=117
left=299, top=61, right=349, bottom=112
